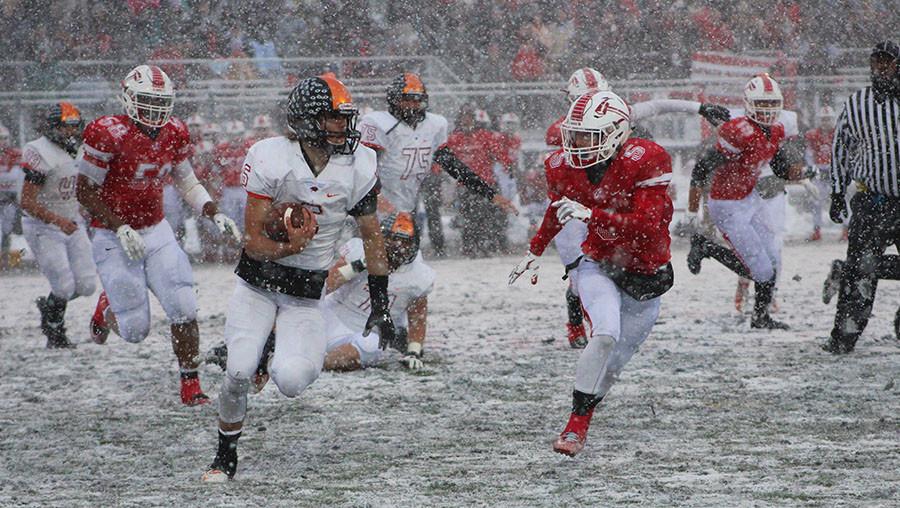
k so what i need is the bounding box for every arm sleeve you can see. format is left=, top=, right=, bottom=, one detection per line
left=432, top=146, right=496, bottom=199
left=77, top=120, right=118, bottom=184
left=348, top=150, right=380, bottom=216
left=631, top=100, right=701, bottom=121
left=590, top=152, right=673, bottom=239
left=830, top=105, right=855, bottom=196
left=690, top=148, right=727, bottom=187
left=21, top=146, right=48, bottom=185
left=171, top=159, right=212, bottom=213
left=527, top=165, right=564, bottom=256
left=242, top=145, right=277, bottom=200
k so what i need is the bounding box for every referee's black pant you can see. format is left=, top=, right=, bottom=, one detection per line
left=831, top=192, right=900, bottom=348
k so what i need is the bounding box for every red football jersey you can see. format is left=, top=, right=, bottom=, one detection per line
left=530, top=139, right=673, bottom=274
left=444, top=128, right=512, bottom=186
left=81, top=115, right=192, bottom=229
left=214, top=137, right=253, bottom=188
left=545, top=115, right=565, bottom=147
left=710, top=116, right=785, bottom=200
left=804, top=127, right=834, bottom=166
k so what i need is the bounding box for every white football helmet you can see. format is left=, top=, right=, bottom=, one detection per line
left=815, top=105, right=836, bottom=127
left=119, top=64, right=175, bottom=128
left=474, top=109, right=491, bottom=127
left=500, top=112, right=520, bottom=133
left=743, top=73, right=783, bottom=126
left=561, top=91, right=631, bottom=168
left=252, top=114, right=272, bottom=131
left=564, top=67, right=611, bottom=103
left=223, top=120, right=246, bottom=137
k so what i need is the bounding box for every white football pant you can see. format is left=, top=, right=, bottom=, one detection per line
left=92, top=220, right=197, bottom=343
left=322, top=305, right=384, bottom=367
left=707, top=190, right=779, bottom=283
left=573, top=258, right=661, bottom=398
left=219, top=279, right=326, bottom=424
left=22, top=216, right=96, bottom=300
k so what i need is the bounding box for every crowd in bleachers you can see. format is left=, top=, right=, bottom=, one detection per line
left=1, top=0, right=896, bottom=89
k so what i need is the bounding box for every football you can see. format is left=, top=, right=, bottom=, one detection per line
left=264, top=202, right=306, bottom=242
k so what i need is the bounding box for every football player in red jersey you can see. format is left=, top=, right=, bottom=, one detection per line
left=510, top=91, right=675, bottom=457
left=0, top=123, right=23, bottom=271
left=804, top=106, right=842, bottom=241
left=545, top=67, right=730, bottom=348
left=685, top=74, right=799, bottom=330
left=76, top=65, right=241, bottom=405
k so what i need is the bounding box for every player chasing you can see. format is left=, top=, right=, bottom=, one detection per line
left=20, top=102, right=97, bottom=349
left=510, top=91, right=675, bottom=456
left=77, top=65, right=241, bottom=405
left=202, top=75, right=396, bottom=482
left=546, top=67, right=730, bottom=348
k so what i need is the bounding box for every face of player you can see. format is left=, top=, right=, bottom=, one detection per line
left=751, top=99, right=781, bottom=124
left=321, top=113, right=349, bottom=146
left=136, top=94, right=173, bottom=127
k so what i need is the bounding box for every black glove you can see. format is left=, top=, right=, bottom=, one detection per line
left=698, top=103, right=731, bottom=126
left=363, top=274, right=396, bottom=350
left=829, top=194, right=848, bottom=224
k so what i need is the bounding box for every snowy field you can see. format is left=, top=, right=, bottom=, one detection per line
left=1, top=239, right=898, bottom=507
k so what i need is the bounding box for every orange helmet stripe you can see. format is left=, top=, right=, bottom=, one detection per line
left=402, top=73, right=426, bottom=95
left=59, top=102, right=81, bottom=122
left=319, top=74, right=354, bottom=109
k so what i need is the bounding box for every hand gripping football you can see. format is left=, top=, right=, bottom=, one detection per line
left=264, top=202, right=306, bottom=242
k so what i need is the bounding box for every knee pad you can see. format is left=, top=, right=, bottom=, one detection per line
left=218, top=374, right=250, bottom=424
left=168, top=284, right=198, bottom=324
left=271, top=356, right=320, bottom=398
left=351, top=333, right=384, bottom=368
left=116, top=306, right=151, bottom=343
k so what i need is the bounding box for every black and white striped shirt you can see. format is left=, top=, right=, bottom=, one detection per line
left=831, top=87, right=900, bottom=197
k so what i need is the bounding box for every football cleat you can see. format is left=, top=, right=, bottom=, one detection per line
left=750, top=315, right=790, bottom=330
left=553, top=410, right=594, bottom=457
left=201, top=468, right=230, bottom=483
left=37, top=297, right=75, bottom=349
left=808, top=227, right=822, bottom=242
left=180, top=377, right=211, bottom=406
left=567, top=323, right=588, bottom=349
left=734, top=279, right=750, bottom=312
left=251, top=354, right=272, bottom=394
left=90, top=292, right=110, bottom=345
left=822, top=260, right=844, bottom=305
left=204, top=343, right=228, bottom=371
left=687, top=234, right=705, bottom=275
left=822, top=337, right=854, bottom=354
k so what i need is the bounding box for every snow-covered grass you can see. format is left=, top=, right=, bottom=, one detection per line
left=1, top=240, right=897, bottom=507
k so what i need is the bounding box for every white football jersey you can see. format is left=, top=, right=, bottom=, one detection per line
left=21, top=136, right=80, bottom=220
left=357, top=111, right=449, bottom=212
left=324, top=237, right=435, bottom=331
left=242, top=136, right=378, bottom=271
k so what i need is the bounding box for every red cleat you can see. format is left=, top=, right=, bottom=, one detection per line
left=566, top=323, right=587, bottom=349
left=734, top=278, right=750, bottom=312
left=808, top=227, right=822, bottom=242
left=90, top=292, right=110, bottom=345
left=181, top=377, right=211, bottom=406
left=553, top=409, right=594, bottom=457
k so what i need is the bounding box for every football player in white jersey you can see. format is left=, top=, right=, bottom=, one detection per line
left=202, top=75, right=396, bottom=482
left=357, top=72, right=517, bottom=217
left=20, top=103, right=97, bottom=348
left=204, top=212, right=435, bottom=377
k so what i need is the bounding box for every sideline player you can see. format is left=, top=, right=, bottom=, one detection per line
left=545, top=67, right=730, bottom=348
left=684, top=74, right=800, bottom=329
left=20, top=103, right=96, bottom=348
left=77, top=65, right=241, bottom=404
left=358, top=73, right=516, bottom=218
left=510, top=91, right=675, bottom=456
left=202, top=75, right=395, bottom=481
left=0, top=124, right=23, bottom=270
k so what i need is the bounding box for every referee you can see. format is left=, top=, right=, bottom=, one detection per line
left=824, top=41, right=900, bottom=354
